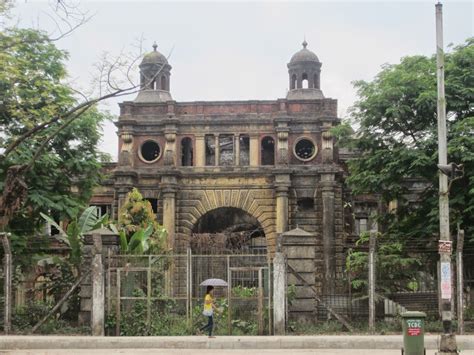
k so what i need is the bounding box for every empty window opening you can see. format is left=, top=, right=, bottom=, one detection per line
left=314, top=73, right=320, bottom=89
left=161, top=76, right=167, bottom=90
left=356, top=218, right=368, bottom=236
left=205, top=135, right=215, bottom=166
left=219, top=134, right=234, bottom=166
left=302, top=73, right=309, bottom=89
left=261, top=136, right=275, bottom=166
left=151, top=80, right=157, bottom=90
left=291, top=74, right=297, bottom=90
left=145, top=198, right=158, bottom=214
left=91, top=204, right=111, bottom=218
left=239, top=135, right=250, bottom=166
left=181, top=137, right=193, bottom=166
left=140, top=140, right=161, bottom=162
left=297, top=198, right=314, bottom=211
left=294, top=138, right=316, bottom=161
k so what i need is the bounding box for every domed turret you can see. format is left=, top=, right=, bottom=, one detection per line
left=286, top=40, right=324, bottom=100
left=135, top=42, right=173, bottom=103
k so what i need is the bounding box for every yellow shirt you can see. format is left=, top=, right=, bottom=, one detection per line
left=204, top=294, right=213, bottom=311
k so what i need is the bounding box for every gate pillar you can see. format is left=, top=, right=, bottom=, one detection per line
left=281, top=227, right=317, bottom=324
left=80, top=228, right=119, bottom=327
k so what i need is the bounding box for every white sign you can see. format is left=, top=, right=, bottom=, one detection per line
left=440, top=262, right=452, bottom=300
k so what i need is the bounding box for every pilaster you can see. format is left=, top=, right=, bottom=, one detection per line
left=321, top=173, right=336, bottom=292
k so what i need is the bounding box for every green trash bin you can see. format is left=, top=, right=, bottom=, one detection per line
left=401, top=311, right=426, bottom=355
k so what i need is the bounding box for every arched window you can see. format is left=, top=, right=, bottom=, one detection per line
left=161, top=76, right=167, bottom=90
left=181, top=137, right=193, bottom=166
left=291, top=74, right=297, bottom=90
left=261, top=136, right=275, bottom=166
left=302, top=73, right=309, bottom=89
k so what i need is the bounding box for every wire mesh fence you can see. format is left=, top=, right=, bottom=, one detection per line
left=105, top=251, right=272, bottom=336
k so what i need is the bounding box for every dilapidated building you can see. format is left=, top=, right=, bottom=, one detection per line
left=91, top=41, right=357, bottom=307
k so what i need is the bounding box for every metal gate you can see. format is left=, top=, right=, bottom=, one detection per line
left=106, top=251, right=273, bottom=335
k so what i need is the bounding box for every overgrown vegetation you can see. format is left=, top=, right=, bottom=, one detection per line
left=336, top=37, right=474, bottom=289
left=118, top=188, right=167, bottom=254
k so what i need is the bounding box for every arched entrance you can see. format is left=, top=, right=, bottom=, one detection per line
left=191, top=207, right=266, bottom=254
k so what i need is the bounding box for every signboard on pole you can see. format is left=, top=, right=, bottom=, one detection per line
left=438, top=240, right=452, bottom=254
left=440, top=261, right=452, bottom=300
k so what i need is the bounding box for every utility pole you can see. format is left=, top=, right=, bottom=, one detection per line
left=435, top=3, right=457, bottom=354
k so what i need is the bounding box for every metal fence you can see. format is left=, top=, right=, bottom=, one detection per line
left=105, top=251, right=273, bottom=336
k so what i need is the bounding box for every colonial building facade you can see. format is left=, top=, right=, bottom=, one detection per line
left=91, top=41, right=359, bottom=295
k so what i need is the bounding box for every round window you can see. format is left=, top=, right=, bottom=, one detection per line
left=140, top=140, right=161, bottom=163
left=294, top=138, right=317, bottom=161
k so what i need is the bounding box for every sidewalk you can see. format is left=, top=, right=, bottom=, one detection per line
left=0, top=335, right=473, bottom=351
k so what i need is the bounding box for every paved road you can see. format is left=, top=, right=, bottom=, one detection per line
left=3, top=350, right=474, bottom=355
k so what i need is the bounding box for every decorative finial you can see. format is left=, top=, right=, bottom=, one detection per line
left=302, top=39, right=308, bottom=49
left=152, top=42, right=158, bottom=51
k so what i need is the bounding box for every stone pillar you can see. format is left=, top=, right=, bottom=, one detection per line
left=235, top=134, right=240, bottom=166
left=273, top=252, right=286, bottom=335
left=249, top=134, right=259, bottom=166
left=214, top=135, right=220, bottom=166
left=275, top=118, right=290, bottom=166
left=275, top=174, right=291, bottom=234
left=322, top=131, right=334, bottom=163
left=91, top=233, right=104, bottom=336
left=79, top=229, right=119, bottom=326
left=195, top=134, right=205, bottom=167
left=119, top=132, right=134, bottom=167
left=161, top=176, right=177, bottom=251
left=281, top=228, right=317, bottom=324
left=164, top=120, right=178, bottom=166
left=321, top=173, right=336, bottom=292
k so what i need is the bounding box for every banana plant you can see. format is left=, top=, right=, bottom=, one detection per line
left=40, top=206, right=109, bottom=269
left=119, top=224, right=153, bottom=254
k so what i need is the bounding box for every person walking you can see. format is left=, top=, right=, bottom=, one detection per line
left=199, top=285, right=215, bottom=338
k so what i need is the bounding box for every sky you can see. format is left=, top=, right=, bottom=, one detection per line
left=11, top=0, right=474, bottom=160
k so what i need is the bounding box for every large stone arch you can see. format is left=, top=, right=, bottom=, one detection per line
left=177, top=188, right=277, bottom=253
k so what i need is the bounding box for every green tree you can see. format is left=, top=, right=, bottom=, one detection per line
left=0, top=27, right=112, bottom=237
left=336, top=38, right=473, bottom=284
left=118, top=188, right=167, bottom=254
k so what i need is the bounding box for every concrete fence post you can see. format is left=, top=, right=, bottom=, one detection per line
left=91, top=233, right=105, bottom=336
left=368, top=230, right=377, bottom=333
left=273, top=252, right=286, bottom=335
left=456, top=229, right=464, bottom=335
left=1, top=233, right=12, bottom=335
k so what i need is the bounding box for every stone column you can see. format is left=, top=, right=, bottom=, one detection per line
left=164, top=119, right=178, bottom=166
left=195, top=134, right=205, bottom=167
left=321, top=173, right=336, bottom=292
left=119, top=132, right=134, bottom=167
left=235, top=134, right=240, bottom=166
left=275, top=117, right=290, bottom=166
left=322, top=131, right=334, bottom=163
left=214, top=135, right=220, bottom=166
left=249, top=134, right=259, bottom=166
left=275, top=174, right=291, bottom=234
left=161, top=177, right=177, bottom=251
